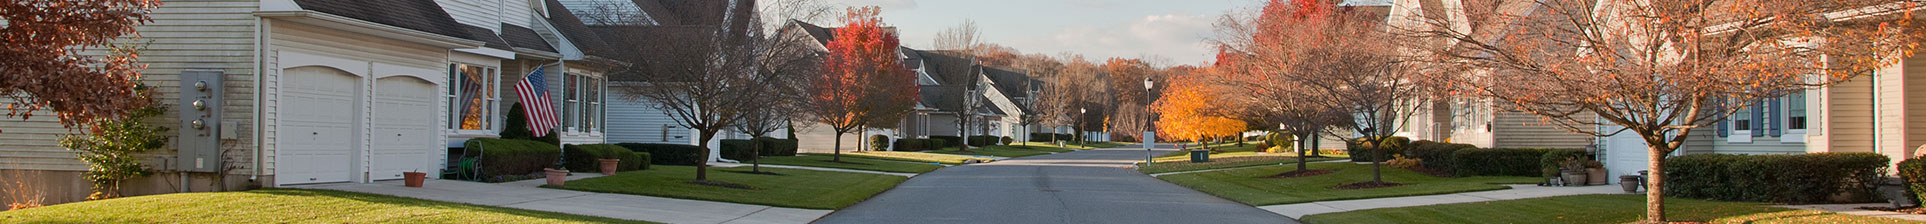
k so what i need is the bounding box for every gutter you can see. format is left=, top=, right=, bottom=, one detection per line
left=252, top=11, right=484, bottom=48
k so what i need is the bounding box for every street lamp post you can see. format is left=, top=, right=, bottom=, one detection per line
left=1078, top=107, right=1086, bottom=147
left=1143, top=77, right=1155, bottom=164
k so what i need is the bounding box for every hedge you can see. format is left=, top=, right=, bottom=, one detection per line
left=1029, top=133, right=1073, bottom=142
left=1539, top=149, right=1589, bottom=177
left=1402, top=140, right=1475, bottom=173
left=892, top=138, right=947, bottom=152
left=930, top=136, right=963, bottom=148
left=563, top=144, right=647, bottom=172
left=1450, top=148, right=1551, bottom=177
left=462, top=138, right=560, bottom=177
left=615, top=143, right=708, bottom=166
left=1000, top=136, right=1014, bottom=145
left=967, top=135, right=1000, bottom=147
left=869, top=135, right=891, bottom=151
left=719, top=140, right=759, bottom=162
left=755, top=137, right=798, bottom=156
left=1347, top=136, right=1410, bottom=162
left=1664, top=153, right=1888, bottom=204
left=1900, top=157, right=1926, bottom=205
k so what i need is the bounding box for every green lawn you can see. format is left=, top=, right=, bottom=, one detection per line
left=1301, top=194, right=1920, bottom=224
left=551, top=165, right=906, bottom=210
left=0, top=189, right=647, bottom=223
left=758, top=154, right=944, bottom=173
left=839, top=151, right=996, bottom=164
left=1013, top=141, right=1128, bottom=149
left=930, top=145, right=1076, bottom=157
left=1138, top=156, right=1343, bottom=174
left=1157, top=162, right=1541, bottom=205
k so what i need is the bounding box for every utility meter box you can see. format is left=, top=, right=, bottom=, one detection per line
left=177, top=70, right=223, bottom=172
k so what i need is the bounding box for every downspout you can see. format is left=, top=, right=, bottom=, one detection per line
left=249, top=17, right=268, bottom=184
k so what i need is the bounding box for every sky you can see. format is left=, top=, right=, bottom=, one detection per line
left=812, top=0, right=1271, bottom=66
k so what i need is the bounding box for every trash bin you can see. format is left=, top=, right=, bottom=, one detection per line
left=1189, top=150, right=1210, bottom=163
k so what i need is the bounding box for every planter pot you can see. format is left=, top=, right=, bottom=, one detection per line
left=544, top=168, right=568, bottom=187
left=1620, top=175, right=1641, bottom=192
left=1587, top=168, right=1608, bottom=185
left=598, top=159, right=621, bottom=175
left=402, top=172, right=427, bottom=188
left=1561, top=172, right=1587, bottom=186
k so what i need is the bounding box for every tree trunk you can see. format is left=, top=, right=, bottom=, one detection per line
left=1371, top=137, right=1383, bottom=183
left=751, top=137, right=762, bottom=173
left=1295, top=133, right=1308, bottom=171
left=696, top=131, right=716, bottom=181
left=1645, top=144, right=1668, bottom=223
left=832, top=132, right=845, bottom=162
left=1308, top=133, right=1322, bottom=157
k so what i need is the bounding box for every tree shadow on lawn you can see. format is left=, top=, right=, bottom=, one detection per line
left=686, top=180, right=762, bottom=190
left=1266, top=169, right=1334, bottom=179
left=816, top=160, right=873, bottom=165
left=722, top=170, right=786, bottom=176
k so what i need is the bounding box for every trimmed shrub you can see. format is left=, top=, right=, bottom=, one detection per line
left=755, top=137, right=798, bottom=156
left=1402, top=141, right=1476, bottom=173
left=1539, top=148, right=1589, bottom=177
left=1347, top=136, right=1411, bottom=162
left=1001, top=136, right=1014, bottom=145
left=562, top=144, right=645, bottom=173
left=869, top=135, right=890, bottom=151
left=1451, top=148, right=1551, bottom=177
left=1266, top=133, right=1294, bottom=151
left=930, top=136, right=963, bottom=148
left=632, top=152, right=651, bottom=170
left=462, top=138, right=561, bottom=177
left=498, top=103, right=559, bottom=145
left=1899, top=157, right=1926, bottom=205
left=1387, top=155, right=1421, bottom=169
left=719, top=140, right=759, bottom=162
left=615, top=143, right=707, bottom=166
left=1664, top=152, right=1889, bottom=204
left=968, top=135, right=999, bottom=147
left=891, top=139, right=925, bottom=152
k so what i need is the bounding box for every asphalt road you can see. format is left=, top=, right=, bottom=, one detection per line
left=814, top=144, right=1299, bottom=224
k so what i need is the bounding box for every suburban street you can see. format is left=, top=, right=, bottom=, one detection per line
left=817, top=145, right=1298, bottom=224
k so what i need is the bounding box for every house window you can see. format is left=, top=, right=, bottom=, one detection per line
left=448, top=63, right=498, bottom=131
left=1787, top=91, right=1807, bottom=130
left=580, top=76, right=601, bottom=132
left=564, top=74, right=578, bottom=131
left=1734, top=105, right=1752, bottom=131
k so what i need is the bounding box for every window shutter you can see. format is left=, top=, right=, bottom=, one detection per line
left=1751, top=100, right=1766, bottom=137
left=1767, top=98, right=1782, bottom=137
left=1716, top=102, right=1729, bottom=137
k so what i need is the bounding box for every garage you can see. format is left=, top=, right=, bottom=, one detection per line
left=276, top=66, right=362, bottom=185
left=370, top=77, right=441, bottom=180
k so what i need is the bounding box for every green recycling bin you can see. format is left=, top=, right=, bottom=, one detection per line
left=1189, top=150, right=1210, bottom=163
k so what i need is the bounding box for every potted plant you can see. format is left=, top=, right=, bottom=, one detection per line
left=1559, top=158, right=1588, bottom=186
left=403, top=170, right=427, bottom=188
left=544, top=166, right=569, bottom=187
left=1585, top=160, right=1607, bottom=185
left=598, top=158, right=621, bottom=175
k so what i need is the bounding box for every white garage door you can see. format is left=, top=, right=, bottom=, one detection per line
left=277, top=67, right=360, bottom=185
left=370, top=77, right=440, bottom=180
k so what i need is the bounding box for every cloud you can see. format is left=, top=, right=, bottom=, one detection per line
left=1013, top=13, right=1217, bottom=65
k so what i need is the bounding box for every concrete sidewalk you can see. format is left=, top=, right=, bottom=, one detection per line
left=1259, top=184, right=1629, bottom=218
left=294, top=175, right=831, bottom=224
left=714, top=163, right=919, bottom=177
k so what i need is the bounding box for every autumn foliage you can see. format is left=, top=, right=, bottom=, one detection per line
left=1153, top=70, right=1244, bottom=147
left=806, top=6, right=917, bottom=161
left=1, top=0, right=163, bottom=133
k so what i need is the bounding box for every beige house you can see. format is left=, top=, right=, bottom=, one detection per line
left=0, top=0, right=613, bottom=205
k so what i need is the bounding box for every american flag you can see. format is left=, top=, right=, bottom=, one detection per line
left=514, top=67, right=558, bottom=137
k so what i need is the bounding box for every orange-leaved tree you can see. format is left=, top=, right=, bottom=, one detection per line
left=806, top=6, right=917, bottom=162
left=1154, top=68, right=1245, bottom=151
left=2, top=0, right=163, bottom=133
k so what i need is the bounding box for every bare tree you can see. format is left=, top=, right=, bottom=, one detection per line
left=933, top=19, right=981, bottom=53
left=596, top=1, right=761, bottom=182
left=1400, top=0, right=1925, bottom=222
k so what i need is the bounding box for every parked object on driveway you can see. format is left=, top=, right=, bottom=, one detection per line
left=403, top=171, right=427, bottom=188
left=544, top=168, right=568, bottom=186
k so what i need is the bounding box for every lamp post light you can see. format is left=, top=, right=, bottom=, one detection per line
left=1079, top=107, right=1086, bottom=147
left=1143, top=77, right=1155, bottom=164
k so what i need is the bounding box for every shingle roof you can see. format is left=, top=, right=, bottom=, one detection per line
left=293, top=0, right=475, bottom=40
left=545, top=0, right=616, bottom=58
left=460, top=24, right=514, bottom=50
left=793, top=20, right=836, bottom=46
left=500, top=24, right=559, bottom=53
left=629, top=0, right=681, bottom=25
left=917, top=50, right=979, bottom=86
left=983, top=67, right=1031, bottom=99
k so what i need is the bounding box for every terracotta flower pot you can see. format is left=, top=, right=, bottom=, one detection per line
left=544, top=168, right=568, bottom=186
left=598, top=159, right=621, bottom=175
left=403, top=172, right=427, bottom=188
left=1587, top=168, right=1608, bottom=185
left=1561, top=171, right=1587, bottom=186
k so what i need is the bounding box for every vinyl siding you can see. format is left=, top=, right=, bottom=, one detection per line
left=1490, top=110, right=1594, bottom=149
left=267, top=22, right=451, bottom=177
left=603, top=85, right=688, bottom=145
left=1823, top=75, right=1877, bottom=153
left=1875, top=55, right=1926, bottom=161
left=0, top=0, right=261, bottom=173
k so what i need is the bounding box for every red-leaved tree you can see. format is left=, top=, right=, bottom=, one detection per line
left=1, top=0, right=163, bottom=133
left=806, top=6, right=917, bottom=162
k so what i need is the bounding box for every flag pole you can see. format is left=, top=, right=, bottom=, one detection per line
left=548, top=60, right=568, bottom=174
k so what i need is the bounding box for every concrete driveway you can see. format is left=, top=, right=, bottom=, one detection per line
left=815, top=144, right=1299, bottom=224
